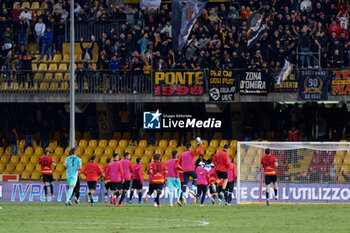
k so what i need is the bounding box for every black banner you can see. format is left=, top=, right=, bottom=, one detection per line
left=272, top=71, right=298, bottom=92
left=331, top=70, right=350, bottom=95
left=298, top=70, right=328, bottom=100
left=153, top=71, right=204, bottom=96
left=172, top=0, right=207, bottom=51
left=239, top=71, right=268, bottom=95
left=247, top=6, right=268, bottom=49
left=209, top=70, right=236, bottom=101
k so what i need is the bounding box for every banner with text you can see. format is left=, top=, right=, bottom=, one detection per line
left=153, top=71, right=204, bottom=96
left=239, top=71, right=268, bottom=95
left=298, top=70, right=328, bottom=100
left=1, top=182, right=349, bottom=203
left=209, top=70, right=236, bottom=101
left=272, top=71, right=298, bottom=92
left=331, top=70, right=350, bottom=95
left=140, top=0, right=161, bottom=9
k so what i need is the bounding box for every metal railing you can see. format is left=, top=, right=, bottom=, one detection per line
left=0, top=70, right=151, bottom=94
left=1, top=67, right=349, bottom=94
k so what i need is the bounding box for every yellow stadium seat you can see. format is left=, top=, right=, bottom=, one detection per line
left=139, top=140, right=148, bottom=148
left=25, top=163, right=35, bottom=172
left=13, top=2, right=20, bottom=8
left=21, top=171, right=31, bottom=179
left=5, top=146, right=12, bottom=156
left=0, top=163, right=6, bottom=172
left=0, top=155, right=10, bottom=163
left=104, top=147, right=114, bottom=156
left=76, top=147, right=83, bottom=156
left=63, top=54, right=70, bottom=62
left=34, top=146, right=43, bottom=155
left=155, top=147, right=164, bottom=155
left=94, top=147, right=104, bottom=157
left=108, top=140, right=118, bottom=148
left=0, top=147, right=4, bottom=155
left=134, top=147, right=144, bottom=156
left=164, top=146, right=175, bottom=157
left=31, top=2, right=40, bottom=10
left=29, top=155, right=40, bottom=163
left=52, top=54, right=62, bottom=63
left=169, top=140, right=177, bottom=148
left=114, top=147, right=124, bottom=156
left=81, top=156, right=89, bottom=164
left=35, top=164, right=42, bottom=172
left=343, top=156, right=350, bottom=165
left=61, top=173, right=66, bottom=179
left=219, top=140, right=229, bottom=148
left=15, top=163, right=26, bottom=173
left=333, top=156, right=342, bottom=165
left=125, top=146, right=136, bottom=154
left=98, top=140, right=108, bottom=148
left=158, top=140, right=168, bottom=148
left=88, top=140, right=97, bottom=149
left=56, top=163, right=64, bottom=172
left=54, top=146, right=63, bottom=156
left=209, top=140, right=218, bottom=148
left=24, top=147, right=34, bottom=156
left=20, top=155, right=29, bottom=163
left=53, top=171, right=60, bottom=180
left=84, top=147, right=94, bottom=156
left=5, top=163, right=15, bottom=172
left=230, top=140, right=238, bottom=149
left=21, top=2, right=30, bottom=9
left=10, top=156, right=20, bottom=164
left=205, top=147, right=216, bottom=156
left=119, top=140, right=128, bottom=148
left=60, top=155, right=67, bottom=163
left=31, top=171, right=41, bottom=179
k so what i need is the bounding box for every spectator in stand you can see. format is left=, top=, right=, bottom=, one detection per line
left=328, top=18, right=340, bottom=37
left=56, top=18, right=65, bottom=52
left=298, top=25, right=312, bottom=68
left=85, top=63, right=95, bottom=93
left=109, top=55, right=121, bottom=93
left=2, top=26, right=13, bottom=52
left=4, top=53, right=12, bottom=87
left=39, top=27, right=53, bottom=61
left=75, top=63, right=85, bottom=93
left=35, top=18, right=46, bottom=54
left=137, top=33, right=149, bottom=54
left=300, top=0, right=312, bottom=12
left=131, top=56, right=143, bottom=93
left=23, top=52, right=34, bottom=88
left=9, top=127, right=18, bottom=156
left=80, top=36, right=95, bottom=68
left=15, top=54, right=25, bottom=88
left=18, top=17, right=28, bottom=45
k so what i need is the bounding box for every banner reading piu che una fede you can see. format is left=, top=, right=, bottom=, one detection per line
left=209, top=70, right=236, bottom=101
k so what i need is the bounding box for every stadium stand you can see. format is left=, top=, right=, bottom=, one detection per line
left=1, top=1, right=350, bottom=93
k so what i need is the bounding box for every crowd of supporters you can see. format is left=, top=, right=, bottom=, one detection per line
left=1, top=0, right=350, bottom=81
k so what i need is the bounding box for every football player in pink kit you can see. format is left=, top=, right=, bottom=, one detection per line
left=196, top=164, right=210, bottom=206
left=226, top=159, right=237, bottom=205
left=129, top=158, right=144, bottom=204
left=166, top=150, right=182, bottom=207
left=118, top=152, right=134, bottom=206
left=144, top=159, right=155, bottom=203
left=105, top=154, right=124, bottom=207
left=178, top=137, right=203, bottom=202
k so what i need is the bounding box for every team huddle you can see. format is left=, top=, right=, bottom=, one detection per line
left=38, top=138, right=278, bottom=206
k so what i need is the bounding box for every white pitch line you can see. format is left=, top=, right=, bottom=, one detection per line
left=4, top=218, right=209, bottom=228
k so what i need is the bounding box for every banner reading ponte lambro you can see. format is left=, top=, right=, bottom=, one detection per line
left=1, top=182, right=350, bottom=203
left=239, top=71, right=268, bottom=95
left=298, top=70, right=328, bottom=100
left=209, top=70, right=236, bottom=101
left=153, top=71, right=204, bottom=96
left=331, top=70, right=350, bottom=95
left=272, top=71, right=298, bottom=92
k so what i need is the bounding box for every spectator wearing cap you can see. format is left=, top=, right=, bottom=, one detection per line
left=35, top=18, right=46, bottom=53
left=39, top=27, right=54, bottom=61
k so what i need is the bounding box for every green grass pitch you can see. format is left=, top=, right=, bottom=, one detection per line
left=0, top=202, right=349, bottom=233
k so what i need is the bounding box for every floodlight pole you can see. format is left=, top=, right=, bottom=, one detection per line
left=69, top=0, right=75, bottom=149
